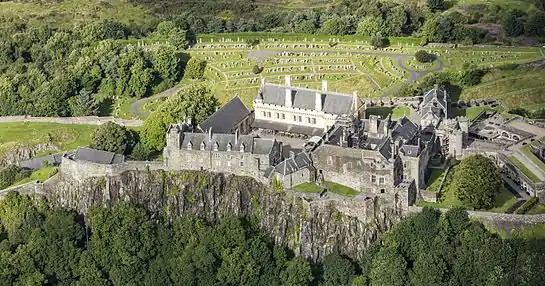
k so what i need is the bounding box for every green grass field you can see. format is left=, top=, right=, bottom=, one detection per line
left=460, top=70, right=545, bottom=109
left=0, top=122, right=96, bottom=158
left=520, top=145, right=545, bottom=173
left=527, top=204, right=545, bottom=215
left=365, top=106, right=411, bottom=119
left=294, top=181, right=359, bottom=197
left=12, top=167, right=59, bottom=187
left=510, top=156, right=541, bottom=183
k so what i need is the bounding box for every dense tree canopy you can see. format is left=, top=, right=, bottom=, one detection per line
left=1, top=192, right=545, bottom=285
left=140, top=84, right=219, bottom=151
left=90, top=122, right=136, bottom=155
left=450, top=155, right=503, bottom=209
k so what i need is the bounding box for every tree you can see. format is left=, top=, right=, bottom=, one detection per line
left=450, top=154, right=503, bottom=209
left=409, top=251, right=448, bottom=286
left=371, top=34, right=389, bottom=48
left=90, top=122, right=135, bottom=155
left=130, top=142, right=152, bottom=161
left=428, top=0, right=446, bottom=12
left=184, top=57, right=207, bottom=80
left=356, top=17, right=383, bottom=37
left=320, top=17, right=349, bottom=35
left=68, top=89, right=99, bottom=116
left=525, top=10, right=545, bottom=37
left=322, top=254, right=355, bottom=286
left=370, top=244, right=408, bottom=286
left=280, top=256, right=313, bottom=286
left=414, top=50, right=435, bottom=63
left=140, top=84, right=219, bottom=151
left=502, top=10, right=525, bottom=37
left=151, top=45, right=181, bottom=86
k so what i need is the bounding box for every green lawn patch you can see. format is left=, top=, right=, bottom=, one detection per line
left=294, top=181, right=359, bottom=197
left=516, top=223, right=545, bottom=239
left=12, top=167, right=59, bottom=186
left=451, top=106, right=495, bottom=122
left=520, top=145, right=545, bottom=173
left=365, top=106, right=410, bottom=119
left=487, top=188, right=518, bottom=213
left=527, top=204, right=545, bottom=215
left=426, top=168, right=446, bottom=193
left=391, top=106, right=411, bottom=119
left=510, top=156, right=541, bottom=183
left=0, top=122, right=96, bottom=159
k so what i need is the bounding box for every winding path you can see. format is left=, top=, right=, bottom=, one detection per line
left=129, top=49, right=445, bottom=118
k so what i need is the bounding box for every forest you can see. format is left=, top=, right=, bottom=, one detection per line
left=1, top=191, right=545, bottom=286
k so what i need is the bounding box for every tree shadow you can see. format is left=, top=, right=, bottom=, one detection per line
left=365, top=107, right=393, bottom=118
left=97, top=97, right=113, bottom=116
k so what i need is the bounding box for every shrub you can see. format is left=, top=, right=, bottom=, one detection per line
left=516, top=197, right=539, bottom=214
left=371, top=34, right=389, bottom=48
left=252, top=64, right=262, bottom=74
left=90, top=122, right=136, bottom=155
left=414, top=50, right=435, bottom=63
left=0, top=165, right=28, bottom=189
left=184, top=57, right=207, bottom=80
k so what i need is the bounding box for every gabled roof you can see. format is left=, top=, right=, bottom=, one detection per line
left=181, top=133, right=276, bottom=155
left=391, top=117, right=419, bottom=142
left=257, top=83, right=358, bottom=115
left=267, top=152, right=313, bottom=177
left=74, top=147, right=125, bottom=164
left=422, top=87, right=447, bottom=110
left=200, top=96, right=251, bottom=134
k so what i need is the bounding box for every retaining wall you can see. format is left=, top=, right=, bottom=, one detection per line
left=60, top=157, right=165, bottom=182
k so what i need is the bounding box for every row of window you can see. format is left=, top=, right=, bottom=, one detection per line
left=371, top=175, right=386, bottom=185
left=261, top=111, right=317, bottom=125
left=187, top=142, right=245, bottom=152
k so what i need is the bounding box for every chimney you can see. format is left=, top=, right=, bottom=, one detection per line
left=322, top=80, right=328, bottom=92
left=208, top=127, right=212, bottom=142
left=315, top=92, right=322, bottom=112
left=353, top=91, right=359, bottom=115
left=235, top=129, right=239, bottom=144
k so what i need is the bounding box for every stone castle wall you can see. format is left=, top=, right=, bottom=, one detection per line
left=60, top=157, right=164, bottom=182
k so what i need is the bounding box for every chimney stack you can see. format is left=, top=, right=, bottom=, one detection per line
left=285, top=75, right=292, bottom=107
left=208, top=128, right=212, bottom=142
left=322, top=80, right=328, bottom=92
left=235, top=129, right=239, bottom=144
left=315, top=92, right=322, bottom=112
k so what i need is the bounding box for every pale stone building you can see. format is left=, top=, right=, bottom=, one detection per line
left=252, top=76, right=364, bottom=136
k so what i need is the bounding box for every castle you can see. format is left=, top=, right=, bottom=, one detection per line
left=58, top=76, right=545, bottom=210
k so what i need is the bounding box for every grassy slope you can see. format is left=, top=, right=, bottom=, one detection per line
left=510, top=156, right=540, bottom=183
left=460, top=70, right=545, bottom=109
left=0, top=122, right=96, bottom=158
left=12, top=167, right=59, bottom=186
left=0, top=0, right=154, bottom=28
left=294, top=181, right=359, bottom=197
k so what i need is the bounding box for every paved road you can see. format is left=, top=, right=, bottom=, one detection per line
left=514, top=151, right=545, bottom=181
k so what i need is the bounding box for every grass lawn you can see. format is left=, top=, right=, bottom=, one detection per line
left=0, top=122, right=96, bottom=158
left=294, top=181, right=359, bottom=197
left=510, top=156, right=541, bottom=183
left=12, top=167, right=59, bottom=187
left=520, top=145, right=545, bottom=173
left=365, top=106, right=411, bottom=119
left=516, top=223, right=545, bottom=239
left=451, top=106, right=496, bottom=122
left=527, top=204, right=545, bottom=215
left=426, top=168, right=446, bottom=193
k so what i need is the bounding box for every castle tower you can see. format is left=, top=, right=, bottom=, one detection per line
left=166, top=124, right=182, bottom=149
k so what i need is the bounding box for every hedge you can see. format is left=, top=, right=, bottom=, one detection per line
left=516, top=197, right=539, bottom=214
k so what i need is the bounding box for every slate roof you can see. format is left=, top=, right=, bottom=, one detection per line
left=391, top=117, right=419, bottom=142
left=180, top=132, right=276, bottom=155
left=200, top=96, right=251, bottom=134
left=74, top=147, right=125, bottom=164
left=422, top=87, right=447, bottom=110
left=19, top=154, right=63, bottom=170
left=252, top=119, right=326, bottom=136
left=266, top=152, right=313, bottom=177
left=257, top=83, right=357, bottom=115
left=400, top=145, right=420, bottom=157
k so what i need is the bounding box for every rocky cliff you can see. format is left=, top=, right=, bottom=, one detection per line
left=47, top=169, right=404, bottom=261
left=0, top=143, right=59, bottom=168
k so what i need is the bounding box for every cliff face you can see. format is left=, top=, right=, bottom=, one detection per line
left=0, top=143, right=59, bottom=168
left=48, top=170, right=403, bottom=261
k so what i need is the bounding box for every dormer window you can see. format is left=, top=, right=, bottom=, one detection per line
left=240, top=143, right=245, bottom=152
left=187, top=142, right=193, bottom=150
left=227, top=143, right=232, bottom=151
left=213, top=142, right=219, bottom=151
left=200, top=142, right=206, bottom=150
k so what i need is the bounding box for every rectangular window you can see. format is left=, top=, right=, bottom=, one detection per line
left=282, top=113, right=286, bottom=120
left=312, top=118, right=316, bottom=124
left=371, top=175, right=376, bottom=183
left=240, top=161, right=244, bottom=167
left=298, top=116, right=302, bottom=122
left=293, top=115, right=297, bottom=121
left=379, top=177, right=385, bottom=185
left=261, top=111, right=266, bottom=117
left=307, top=117, right=311, bottom=123
left=276, top=113, right=280, bottom=119
left=267, top=112, right=271, bottom=118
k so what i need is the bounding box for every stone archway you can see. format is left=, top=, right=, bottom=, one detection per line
left=501, top=132, right=509, bottom=138
left=512, top=135, right=520, bottom=141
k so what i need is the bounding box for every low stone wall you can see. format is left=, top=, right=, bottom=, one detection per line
left=419, top=189, right=437, bottom=203
left=60, top=157, right=165, bottom=182
left=0, top=116, right=142, bottom=127
left=0, top=181, right=45, bottom=199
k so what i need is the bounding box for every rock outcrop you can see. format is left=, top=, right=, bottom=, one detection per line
left=0, top=143, right=59, bottom=168
left=47, top=169, right=404, bottom=261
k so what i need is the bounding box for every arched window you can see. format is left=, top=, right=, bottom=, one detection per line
left=187, top=142, right=193, bottom=150
left=240, top=143, right=245, bottom=152
left=213, top=142, right=219, bottom=151
left=227, top=142, right=232, bottom=151
left=200, top=142, right=206, bottom=151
